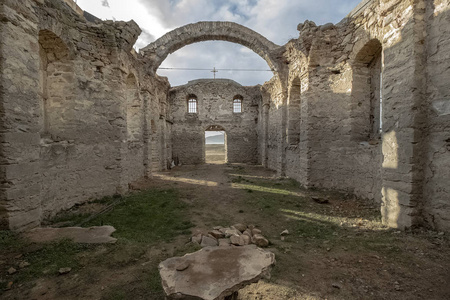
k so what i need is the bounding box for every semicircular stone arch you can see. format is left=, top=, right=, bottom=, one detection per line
left=205, top=124, right=227, bottom=132
left=141, top=21, right=283, bottom=75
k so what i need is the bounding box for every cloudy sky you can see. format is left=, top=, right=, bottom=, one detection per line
left=76, top=0, right=362, bottom=86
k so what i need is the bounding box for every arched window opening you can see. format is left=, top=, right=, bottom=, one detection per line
left=233, top=95, right=243, bottom=113
left=287, top=77, right=301, bottom=145
left=351, top=39, right=382, bottom=141
left=38, top=30, right=72, bottom=138
left=188, top=95, right=198, bottom=113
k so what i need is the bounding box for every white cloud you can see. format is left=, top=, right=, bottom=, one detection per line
left=77, top=0, right=362, bottom=86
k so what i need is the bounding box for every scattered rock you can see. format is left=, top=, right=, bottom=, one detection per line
left=200, top=236, right=218, bottom=247
left=232, top=235, right=252, bottom=246
left=311, top=196, right=329, bottom=204
left=243, top=229, right=252, bottom=238
left=224, top=228, right=241, bottom=238
left=7, top=267, right=17, bottom=275
left=252, top=228, right=262, bottom=236
left=230, top=235, right=242, bottom=246
left=193, top=224, right=267, bottom=248
left=18, top=261, right=30, bottom=269
left=191, top=233, right=203, bottom=244
left=219, top=227, right=230, bottom=234
left=218, top=238, right=231, bottom=246
left=280, top=229, right=289, bottom=236
left=208, top=230, right=225, bottom=239
left=58, top=267, right=72, bottom=275
left=241, top=235, right=251, bottom=245
left=332, top=282, right=342, bottom=289
left=252, top=234, right=269, bottom=247
left=438, top=232, right=445, bottom=236
left=233, top=223, right=247, bottom=232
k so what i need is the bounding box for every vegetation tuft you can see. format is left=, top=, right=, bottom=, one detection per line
left=85, top=189, right=194, bottom=243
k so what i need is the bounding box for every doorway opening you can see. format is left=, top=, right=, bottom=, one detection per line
left=205, top=125, right=227, bottom=164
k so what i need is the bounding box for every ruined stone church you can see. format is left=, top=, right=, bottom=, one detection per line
left=1, top=0, right=449, bottom=233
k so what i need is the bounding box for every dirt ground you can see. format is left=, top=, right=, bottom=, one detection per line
left=1, top=163, right=449, bottom=300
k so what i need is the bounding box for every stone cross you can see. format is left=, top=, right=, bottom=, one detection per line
left=211, top=67, right=218, bottom=79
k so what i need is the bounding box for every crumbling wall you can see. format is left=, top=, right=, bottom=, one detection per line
left=169, top=79, right=261, bottom=165
left=0, top=0, right=169, bottom=230
left=262, top=0, right=450, bottom=230
left=423, top=0, right=450, bottom=231
left=1, top=0, right=449, bottom=233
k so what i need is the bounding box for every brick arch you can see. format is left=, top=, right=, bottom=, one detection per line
left=141, top=21, right=283, bottom=75
left=205, top=125, right=227, bottom=132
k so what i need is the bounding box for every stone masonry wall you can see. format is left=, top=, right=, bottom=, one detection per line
left=1, top=0, right=449, bottom=232
left=169, top=79, right=261, bottom=165
left=261, top=77, right=285, bottom=173
left=423, top=0, right=450, bottom=231
left=259, top=0, right=450, bottom=231
left=0, top=0, right=169, bottom=230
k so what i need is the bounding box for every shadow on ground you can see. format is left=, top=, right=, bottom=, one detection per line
left=1, top=164, right=449, bottom=300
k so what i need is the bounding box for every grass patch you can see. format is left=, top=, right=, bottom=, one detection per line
left=1, top=237, right=96, bottom=293
left=1, top=188, right=195, bottom=295
left=85, top=189, right=194, bottom=244
left=0, top=231, right=27, bottom=252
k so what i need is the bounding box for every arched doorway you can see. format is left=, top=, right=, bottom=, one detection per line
left=205, top=125, right=227, bottom=164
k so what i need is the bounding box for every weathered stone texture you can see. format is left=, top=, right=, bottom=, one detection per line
left=261, top=77, right=285, bottom=174
left=260, top=0, right=449, bottom=230
left=141, top=21, right=283, bottom=75
left=0, top=0, right=169, bottom=230
left=0, top=0, right=449, bottom=232
left=169, top=79, right=261, bottom=165
left=422, top=0, right=450, bottom=231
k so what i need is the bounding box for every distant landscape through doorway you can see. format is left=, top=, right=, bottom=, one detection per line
left=205, top=127, right=227, bottom=164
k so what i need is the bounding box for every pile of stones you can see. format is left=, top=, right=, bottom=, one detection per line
left=191, top=223, right=269, bottom=248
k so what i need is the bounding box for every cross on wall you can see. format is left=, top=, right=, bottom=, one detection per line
left=211, top=67, right=218, bottom=79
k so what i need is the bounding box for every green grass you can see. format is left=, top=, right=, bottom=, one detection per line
left=0, top=188, right=195, bottom=295
left=85, top=189, right=194, bottom=243
left=0, top=236, right=96, bottom=292
left=0, top=231, right=27, bottom=252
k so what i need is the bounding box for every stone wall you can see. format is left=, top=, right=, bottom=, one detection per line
left=0, top=0, right=169, bottom=230
left=0, top=0, right=449, bottom=232
left=261, top=77, right=285, bottom=173
left=169, top=79, right=261, bottom=165
left=423, top=0, right=450, bottom=231
left=258, top=0, right=450, bottom=231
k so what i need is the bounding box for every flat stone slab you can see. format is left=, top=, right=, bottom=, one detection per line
left=23, top=226, right=117, bottom=244
left=159, top=245, right=275, bottom=300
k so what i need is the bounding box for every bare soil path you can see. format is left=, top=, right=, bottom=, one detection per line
left=1, top=163, right=449, bottom=300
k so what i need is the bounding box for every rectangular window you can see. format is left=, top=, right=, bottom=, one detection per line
left=233, top=99, right=242, bottom=113
left=188, top=99, right=197, bottom=113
